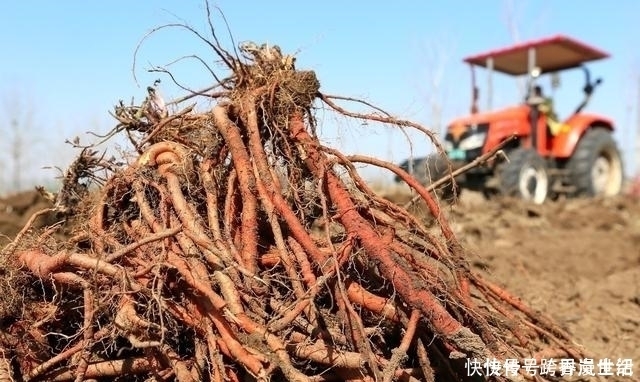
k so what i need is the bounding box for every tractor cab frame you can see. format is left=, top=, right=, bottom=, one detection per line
left=397, top=35, right=624, bottom=204
left=464, top=34, right=609, bottom=154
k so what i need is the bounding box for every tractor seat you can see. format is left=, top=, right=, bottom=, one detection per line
left=538, top=99, right=570, bottom=135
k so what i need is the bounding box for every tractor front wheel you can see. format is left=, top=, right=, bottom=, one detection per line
left=567, top=127, right=623, bottom=197
left=499, top=148, right=549, bottom=204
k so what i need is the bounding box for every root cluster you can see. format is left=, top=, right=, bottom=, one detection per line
left=1, top=23, right=588, bottom=382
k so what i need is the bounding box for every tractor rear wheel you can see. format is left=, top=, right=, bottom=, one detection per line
left=499, top=147, right=549, bottom=204
left=566, top=127, right=623, bottom=197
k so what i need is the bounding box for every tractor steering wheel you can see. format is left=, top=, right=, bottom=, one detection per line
left=574, top=69, right=603, bottom=115
left=585, top=78, right=603, bottom=95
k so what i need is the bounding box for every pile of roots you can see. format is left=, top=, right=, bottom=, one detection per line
left=1, top=19, right=589, bottom=382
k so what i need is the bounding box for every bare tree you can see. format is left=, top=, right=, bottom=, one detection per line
left=501, top=0, right=549, bottom=99
left=1, top=90, right=37, bottom=193
left=501, top=0, right=527, bottom=98
left=414, top=31, right=458, bottom=138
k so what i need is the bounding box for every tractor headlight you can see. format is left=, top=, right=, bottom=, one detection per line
left=458, top=133, right=487, bottom=150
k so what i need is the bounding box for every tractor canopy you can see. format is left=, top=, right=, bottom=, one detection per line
left=463, top=34, right=610, bottom=75
left=449, top=105, right=530, bottom=127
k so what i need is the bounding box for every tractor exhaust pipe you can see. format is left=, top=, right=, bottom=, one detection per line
left=527, top=47, right=539, bottom=150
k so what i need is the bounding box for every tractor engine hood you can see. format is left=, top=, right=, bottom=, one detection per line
left=448, top=105, right=530, bottom=128
left=443, top=105, right=531, bottom=161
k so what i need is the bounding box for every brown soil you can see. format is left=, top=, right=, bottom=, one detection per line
left=0, top=190, right=56, bottom=247
left=390, top=190, right=640, bottom=370
left=460, top=194, right=640, bottom=363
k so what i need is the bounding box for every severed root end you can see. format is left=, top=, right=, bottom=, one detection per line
left=447, top=327, right=492, bottom=360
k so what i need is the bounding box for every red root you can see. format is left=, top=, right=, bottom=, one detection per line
left=3, top=39, right=588, bottom=382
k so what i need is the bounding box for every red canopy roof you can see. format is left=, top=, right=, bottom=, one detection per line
left=463, top=35, right=610, bottom=75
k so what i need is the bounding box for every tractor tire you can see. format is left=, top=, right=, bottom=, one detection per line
left=499, top=147, right=549, bottom=204
left=566, top=127, right=624, bottom=197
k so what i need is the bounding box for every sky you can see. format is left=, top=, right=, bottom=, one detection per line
left=1, top=0, right=639, bottom=192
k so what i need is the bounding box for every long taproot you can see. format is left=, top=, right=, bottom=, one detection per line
left=287, top=114, right=462, bottom=337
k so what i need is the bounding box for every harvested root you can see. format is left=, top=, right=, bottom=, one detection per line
left=0, top=9, right=589, bottom=382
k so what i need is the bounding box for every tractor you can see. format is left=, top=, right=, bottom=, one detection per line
left=396, top=35, right=624, bottom=204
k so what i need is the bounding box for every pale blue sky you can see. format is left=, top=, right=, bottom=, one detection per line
left=1, top=1, right=639, bottom=191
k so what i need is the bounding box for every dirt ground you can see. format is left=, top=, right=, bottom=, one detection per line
left=1, top=188, right=639, bottom=378
left=389, top=189, right=640, bottom=375
left=0, top=190, right=56, bottom=247
left=458, top=193, right=640, bottom=363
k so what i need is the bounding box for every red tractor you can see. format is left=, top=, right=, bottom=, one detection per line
left=397, top=35, right=624, bottom=203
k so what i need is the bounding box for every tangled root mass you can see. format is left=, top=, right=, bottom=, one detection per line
left=0, top=18, right=589, bottom=382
